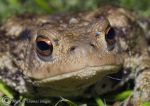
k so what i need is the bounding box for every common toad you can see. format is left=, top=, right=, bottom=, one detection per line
left=0, top=5, right=150, bottom=105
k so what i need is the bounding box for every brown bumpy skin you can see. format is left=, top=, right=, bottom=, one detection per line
left=0, top=5, right=150, bottom=105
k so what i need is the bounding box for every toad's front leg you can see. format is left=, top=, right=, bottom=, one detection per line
left=133, top=68, right=150, bottom=102
left=124, top=56, right=150, bottom=105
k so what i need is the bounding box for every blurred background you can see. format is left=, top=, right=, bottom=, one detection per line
left=0, top=0, right=150, bottom=22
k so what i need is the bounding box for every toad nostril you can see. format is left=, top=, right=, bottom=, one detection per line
left=90, top=43, right=96, bottom=48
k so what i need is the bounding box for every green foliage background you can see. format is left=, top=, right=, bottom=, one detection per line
left=0, top=0, right=150, bottom=22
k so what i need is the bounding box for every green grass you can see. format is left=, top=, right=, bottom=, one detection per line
left=108, top=90, right=132, bottom=101
left=0, top=80, right=13, bottom=99
left=0, top=0, right=150, bottom=22
left=142, top=102, right=150, bottom=106
left=95, top=98, right=105, bottom=106
left=1, top=80, right=149, bottom=106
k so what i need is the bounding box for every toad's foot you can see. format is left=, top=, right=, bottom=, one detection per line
left=133, top=68, right=150, bottom=102
left=123, top=57, right=150, bottom=106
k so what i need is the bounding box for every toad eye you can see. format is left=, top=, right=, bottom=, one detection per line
left=36, top=36, right=53, bottom=56
left=105, top=27, right=115, bottom=45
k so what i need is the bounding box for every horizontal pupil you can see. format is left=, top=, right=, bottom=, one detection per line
left=37, top=41, right=50, bottom=51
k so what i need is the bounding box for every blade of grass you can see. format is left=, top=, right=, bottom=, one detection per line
left=108, top=90, right=132, bottom=101
left=65, top=99, right=78, bottom=106
left=95, top=97, right=105, bottom=106
left=0, top=80, right=13, bottom=99
left=141, top=102, right=150, bottom=106
left=55, top=97, right=78, bottom=106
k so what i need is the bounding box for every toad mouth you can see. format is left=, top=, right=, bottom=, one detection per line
left=35, top=65, right=122, bottom=84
